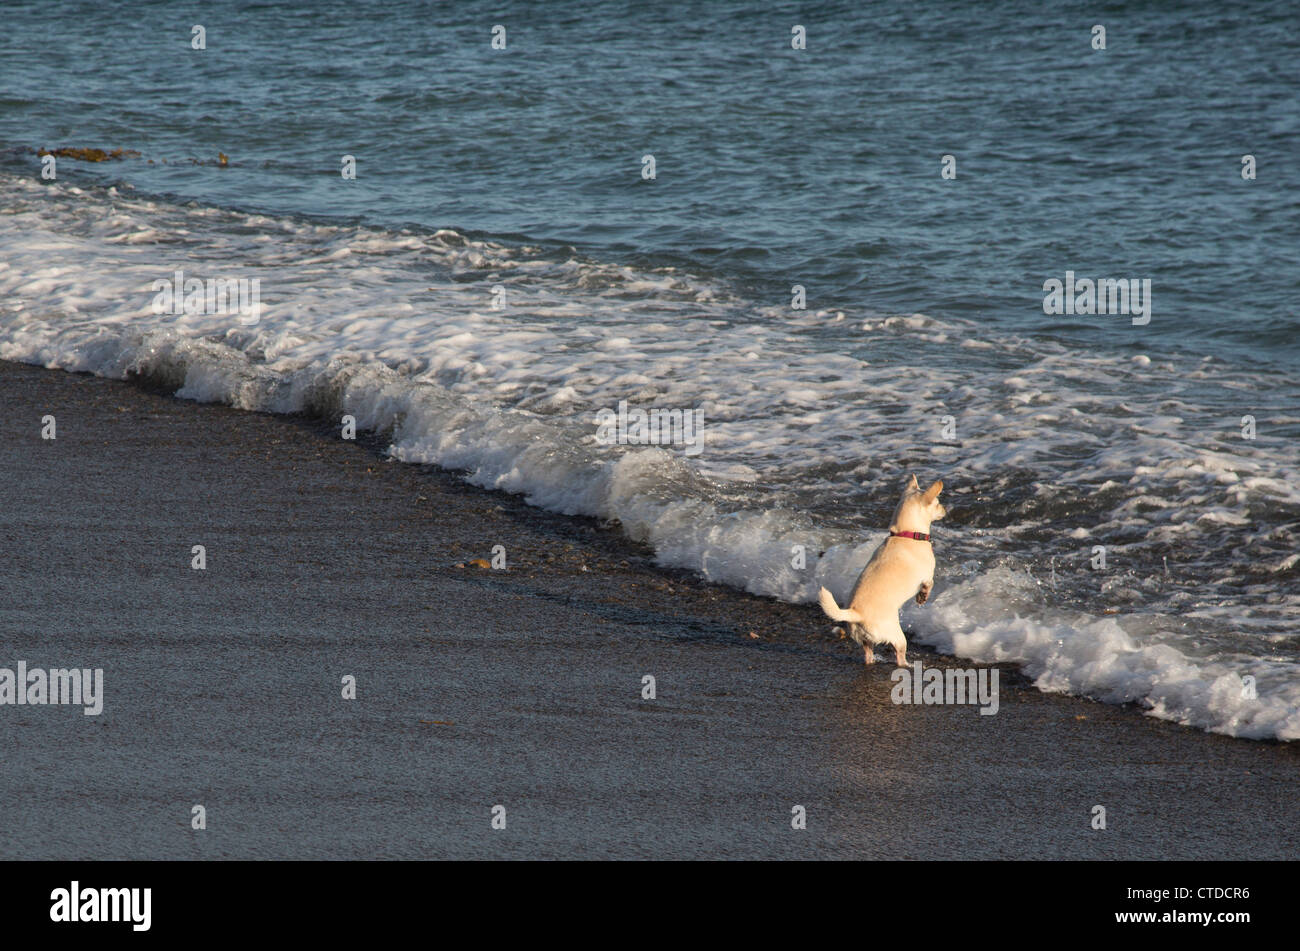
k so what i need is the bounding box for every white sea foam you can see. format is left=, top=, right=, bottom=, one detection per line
left=915, top=568, right=1300, bottom=740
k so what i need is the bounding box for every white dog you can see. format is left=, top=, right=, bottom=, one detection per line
left=819, top=475, right=946, bottom=666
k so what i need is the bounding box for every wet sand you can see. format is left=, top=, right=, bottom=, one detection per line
left=0, top=358, right=1295, bottom=859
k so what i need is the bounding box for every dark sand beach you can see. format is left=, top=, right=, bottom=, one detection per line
left=0, top=359, right=1295, bottom=860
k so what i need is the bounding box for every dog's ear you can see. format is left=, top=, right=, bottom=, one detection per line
left=907, top=473, right=920, bottom=491
left=922, top=480, right=943, bottom=503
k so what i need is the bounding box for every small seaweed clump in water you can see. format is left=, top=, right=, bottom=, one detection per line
left=37, top=147, right=141, bottom=162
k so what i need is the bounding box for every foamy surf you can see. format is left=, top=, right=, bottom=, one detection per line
left=2, top=172, right=1297, bottom=740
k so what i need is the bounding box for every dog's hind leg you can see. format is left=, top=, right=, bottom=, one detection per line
left=879, top=617, right=907, bottom=667
left=850, top=623, right=874, bottom=665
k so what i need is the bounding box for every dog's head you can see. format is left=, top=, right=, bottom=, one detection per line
left=891, top=474, right=946, bottom=532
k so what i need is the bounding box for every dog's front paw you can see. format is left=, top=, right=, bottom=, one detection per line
left=916, top=583, right=931, bottom=605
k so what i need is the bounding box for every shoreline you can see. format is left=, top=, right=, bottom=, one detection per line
left=1, top=358, right=1296, bottom=859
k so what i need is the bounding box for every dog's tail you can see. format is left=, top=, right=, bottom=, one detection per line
left=818, top=587, right=862, bottom=624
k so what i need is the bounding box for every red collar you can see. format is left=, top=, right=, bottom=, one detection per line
left=890, top=530, right=930, bottom=542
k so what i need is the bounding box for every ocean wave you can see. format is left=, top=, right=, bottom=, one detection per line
left=2, top=171, right=1298, bottom=740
